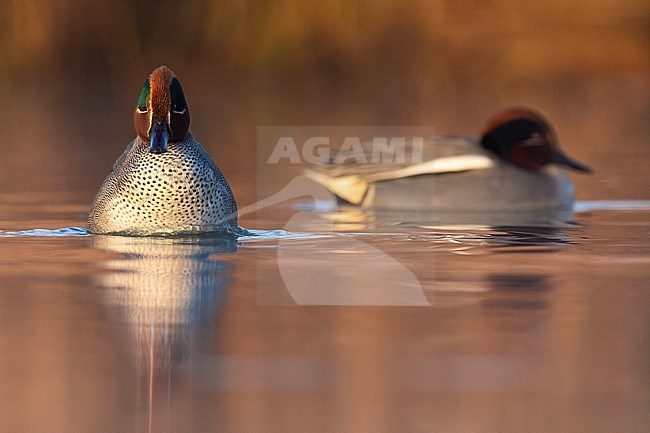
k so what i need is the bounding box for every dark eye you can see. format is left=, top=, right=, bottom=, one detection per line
left=137, top=78, right=150, bottom=112
left=169, top=77, right=188, bottom=114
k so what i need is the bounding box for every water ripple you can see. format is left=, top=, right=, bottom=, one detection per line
left=575, top=200, right=650, bottom=212
left=0, top=227, right=91, bottom=237
left=0, top=226, right=328, bottom=242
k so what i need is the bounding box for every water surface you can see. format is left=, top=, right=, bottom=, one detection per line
left=0, top=191, right=648, bottom=432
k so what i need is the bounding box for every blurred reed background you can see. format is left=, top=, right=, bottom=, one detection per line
left=0, top=0, right=648, bottom=209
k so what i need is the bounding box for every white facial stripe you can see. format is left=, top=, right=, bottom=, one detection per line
left=147, top=110, right=153, bottom=137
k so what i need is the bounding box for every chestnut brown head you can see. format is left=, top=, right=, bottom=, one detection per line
left=480, top=108, right=592, bottom=173
left=133, top=66, right=191, bottom=153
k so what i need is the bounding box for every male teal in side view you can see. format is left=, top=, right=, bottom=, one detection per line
left=308, top=108, right=592, bottom=211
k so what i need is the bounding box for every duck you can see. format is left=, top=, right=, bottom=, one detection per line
left=306, top=108, right=592, bottom=212
left=87, top=66, right=237, bottom=235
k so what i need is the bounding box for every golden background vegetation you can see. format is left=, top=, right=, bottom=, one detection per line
left=0, top=0, right=648, bottom=204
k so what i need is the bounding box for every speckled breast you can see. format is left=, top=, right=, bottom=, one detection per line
left=88, top=133, right=237, bottom=235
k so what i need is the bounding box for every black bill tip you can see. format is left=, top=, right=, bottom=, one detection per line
left=552, top=148, right=593, bottom=174
left=149, top=121, right=170, bottom=154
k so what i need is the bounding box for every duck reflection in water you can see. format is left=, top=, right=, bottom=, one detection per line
left=289, top=197, right=577, bottom=250
left=91, top=234, right=235, bottom=427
